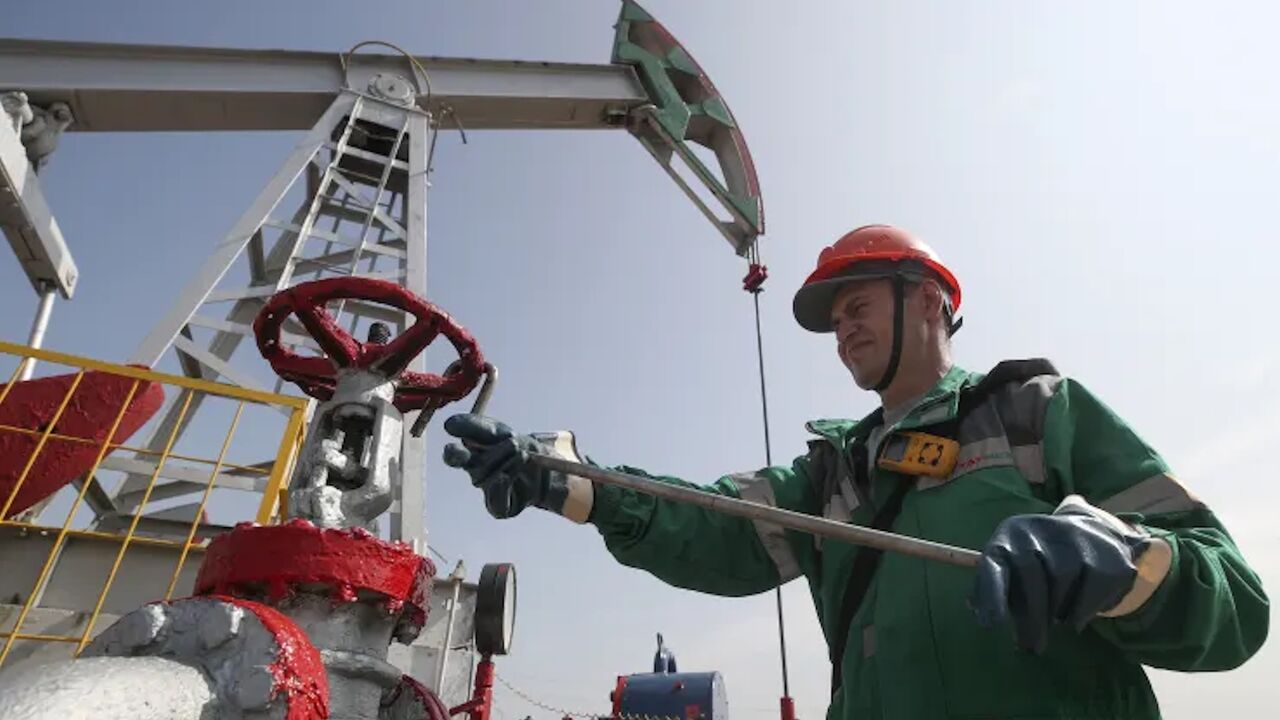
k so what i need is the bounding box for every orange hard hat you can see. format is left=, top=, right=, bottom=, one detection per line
left=792, top=224, right=962, bottom=333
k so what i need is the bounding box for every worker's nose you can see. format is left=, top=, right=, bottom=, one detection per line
left=833, top=315, right=859, bottom=341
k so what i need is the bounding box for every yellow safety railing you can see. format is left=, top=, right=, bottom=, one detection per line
left=0, top=340, right=309, bottom=668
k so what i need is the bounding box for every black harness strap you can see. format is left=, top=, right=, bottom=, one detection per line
left=828, top=359, right=1058, bottom=693
left=871, top=276, right=906, bottom=392
left=828, top=446, right=909, bottom=692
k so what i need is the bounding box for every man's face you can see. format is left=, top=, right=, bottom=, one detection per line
left=830, top=279, right=898, bottom=389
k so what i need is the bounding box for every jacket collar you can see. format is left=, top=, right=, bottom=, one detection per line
left=805, top=365, right=976, bottom=446
left=894, top=364, right=974, bottom=431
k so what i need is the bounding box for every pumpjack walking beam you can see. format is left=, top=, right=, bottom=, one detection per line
left=0, top=38, right=649, bottom=132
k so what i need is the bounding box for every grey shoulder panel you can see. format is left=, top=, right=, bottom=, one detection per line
left=949, top=371, right=1062, bottom=487
left=993, top=373, right=1063, bottom=446
left=800, top=438, right=860, bottom=539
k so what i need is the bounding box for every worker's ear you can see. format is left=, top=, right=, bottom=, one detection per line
left=917, top=279, right=946, bottom=322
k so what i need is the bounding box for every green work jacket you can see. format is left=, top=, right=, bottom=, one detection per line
left=588, top=365, right=1268, bottom=719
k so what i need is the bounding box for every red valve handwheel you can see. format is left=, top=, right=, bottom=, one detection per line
left=253, top=278, right=485, bottom=412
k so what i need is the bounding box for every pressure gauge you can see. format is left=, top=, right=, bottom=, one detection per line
left=475, top=563, right=516, bottom=656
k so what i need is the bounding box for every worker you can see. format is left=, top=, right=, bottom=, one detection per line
left=442, top=225, right=1269, bottom=719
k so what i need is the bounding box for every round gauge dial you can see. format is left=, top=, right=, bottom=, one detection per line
left=475, top=563, right=517, bottom=656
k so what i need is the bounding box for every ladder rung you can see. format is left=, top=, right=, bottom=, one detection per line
left=294, top=258, right=353, bottom=275
left=333, top=165, right=389, bottom=187
left=187, top=314, right=321, bottom=350
left=287, top=263, right=400, bottom=281
left=317, top=195, right=398, bottom=227
left=327, top=173, right=408, bottom=240
left=320, top=196, right=390, bottom=214
left=261, top=220, right=407, bottom=258
left=326, top=141, right=408, bottom=171
left=319, top=191, right=375, bottom=211
left=351, top=267, right=407, bottom=282
left=307, top=201, right=372, bottom=227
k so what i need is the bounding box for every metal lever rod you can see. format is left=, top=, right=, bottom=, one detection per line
left=409, top=362, right=498, bottom=438
left=526, top=454, right=982, bottom=568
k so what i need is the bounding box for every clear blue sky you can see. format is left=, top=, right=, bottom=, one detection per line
left=2, top=2, right=1275, bottom=718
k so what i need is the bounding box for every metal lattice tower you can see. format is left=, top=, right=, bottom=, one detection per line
left=120, top=73, right=434, bottom=544
left=2, top=2, right=767, bottom=551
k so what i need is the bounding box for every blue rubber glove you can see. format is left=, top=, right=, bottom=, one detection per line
left=970, top=495, right=1171, bottom=653
left=442, top=413, right=593, bottom=521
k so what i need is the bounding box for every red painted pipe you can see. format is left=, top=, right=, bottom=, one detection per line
left=450, top=655, right=494, bottom=720
left=470, top=657, right=494, bottom=720
left=780, top=695, right=796, bottom=720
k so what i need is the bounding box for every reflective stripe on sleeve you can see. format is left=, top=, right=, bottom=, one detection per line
left=730, top=471, right=803, bottom=582
left=1100, top=473, right=1206, bottom=515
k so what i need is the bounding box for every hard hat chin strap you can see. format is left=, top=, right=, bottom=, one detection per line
left=872, top=275, right=906, bottom=392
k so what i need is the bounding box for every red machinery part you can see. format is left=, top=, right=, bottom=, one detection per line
left=195, top=519, right=436, bottom=625
left=450, top=656, right=495, bottom=720
left=611, top=676, right=628, bottom=718
left=0, top=369, right=164, bottom=518
left=253, top=277, right=485, bottom=412
left=742, top=263, right=767, bottom=293
left=780, top=696, right=796, bottom=720
left=383, top=674, right=452, bottom=720
left=210, top=595, right=331, bottom=720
